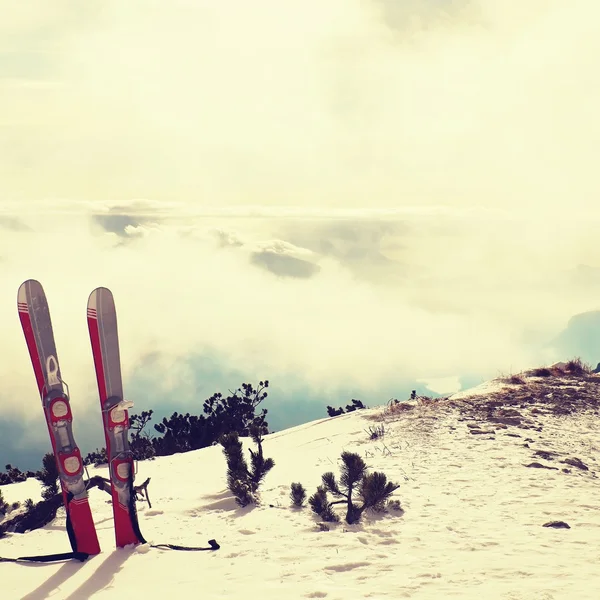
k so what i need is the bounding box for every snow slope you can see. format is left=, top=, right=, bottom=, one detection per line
left=1, top=375, right=599, bottom=600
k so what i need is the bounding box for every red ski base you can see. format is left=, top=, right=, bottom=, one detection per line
left=111, top=457, right=143, bottom=548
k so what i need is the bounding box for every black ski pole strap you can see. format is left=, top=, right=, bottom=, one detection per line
left=151, top=539, right=220, bottom=552
left=0, top=551, right=89, bottom=564
left=126, top=465, right=147, bottom=545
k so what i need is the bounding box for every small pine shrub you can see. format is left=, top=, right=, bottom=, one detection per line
left=24, top=498, right=35, bottom=511
left=131, top=436, right=156, bottom=461
left=308, top=486, right=340, bottom=523
left=37, top=453, right=59, bottom=501
left=359, top=471, right=399, bottom=514
left=327, top=399, right=366, bottom=418
left=1, top=464, right=27, bottom=484
left=151, top=380, right=270, bottom=456
left=309, top=451, right=400, bottom=524
left=326, top=406, right=345, bottom=417
left=345, top=399, right=366, bottom=412
left=290, top=483, right=306, bottom=508
left=84, top=447, right=108, bottom=466
left=1, top=494, right=63, bottom=536
left=0, top=489, right=8, bottom=515
left=220, top=425, right=275, bottom=507
left=129, top=410, right=157, bottom=461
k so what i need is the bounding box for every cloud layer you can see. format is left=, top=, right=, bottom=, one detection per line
left=1, top=204, right=600, bottom=467
left=1, top=0, right=600, bottom=214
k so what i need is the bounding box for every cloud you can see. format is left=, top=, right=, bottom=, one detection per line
left=209, top=228, right=244, bottom=249
left=568, top=265, right=600, bottom=288
left=372, top=0, right=478, bottom=33
left=92, top=214, right=143, bottom=237
left=249, top=239, right=320, bottom=279
left=90, top=202, right=164, bottom=243
left=251, top=252, right=320, bottom=279
left=0, top=0, right=599, bottom=216
left=276, top=219, right=407, bottom=284
left=0, top=216, right=30, bottom=231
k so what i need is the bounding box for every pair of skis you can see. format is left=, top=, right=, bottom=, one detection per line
left=14, top=280, right=143, bottom=559
left=3, top=280, right=219, bottom=565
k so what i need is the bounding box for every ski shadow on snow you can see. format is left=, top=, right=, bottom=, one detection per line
left=20, top=549, right=131, bottom=600
left=18, top=561, right=81, bottom=600
left=62, top=550, right=131, bottom=600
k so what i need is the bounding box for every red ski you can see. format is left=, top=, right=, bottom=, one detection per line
left=87, top=287, right=145, bottom=548
left=17, top=279, right=100, bottom=557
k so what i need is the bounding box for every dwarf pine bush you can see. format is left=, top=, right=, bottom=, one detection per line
left=220, top=424, right=274, bottom=507
left=290, top=482, right=307, bottom=508
left=309, top=451, right=400, bottom=524
left=37, top=453, right=59, bottom=501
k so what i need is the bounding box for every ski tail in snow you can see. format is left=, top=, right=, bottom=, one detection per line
left=87, top=287, right=146, bottom=548
left=16, top=279, right=100, bottom=559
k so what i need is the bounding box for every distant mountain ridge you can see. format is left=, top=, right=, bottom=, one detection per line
left=549, top=310, right=600, bottom=365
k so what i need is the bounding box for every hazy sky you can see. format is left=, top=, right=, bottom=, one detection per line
left=2, top=0, right=600, bottom=468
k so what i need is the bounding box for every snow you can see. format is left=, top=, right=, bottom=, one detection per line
left=2, top=379, right=600, bottom=599
left=447, top=377, right=512, bottom=401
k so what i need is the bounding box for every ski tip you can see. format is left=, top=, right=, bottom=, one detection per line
left=87, top=287, right=113, bottom=306
left=17, top=279, right=43, bottom=305
left=87, top=287, right=115, bottom=315
left=18, top=279, right=41, bottom=287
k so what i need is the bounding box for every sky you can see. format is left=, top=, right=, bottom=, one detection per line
left=2, top=0, right=600, bottom=469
